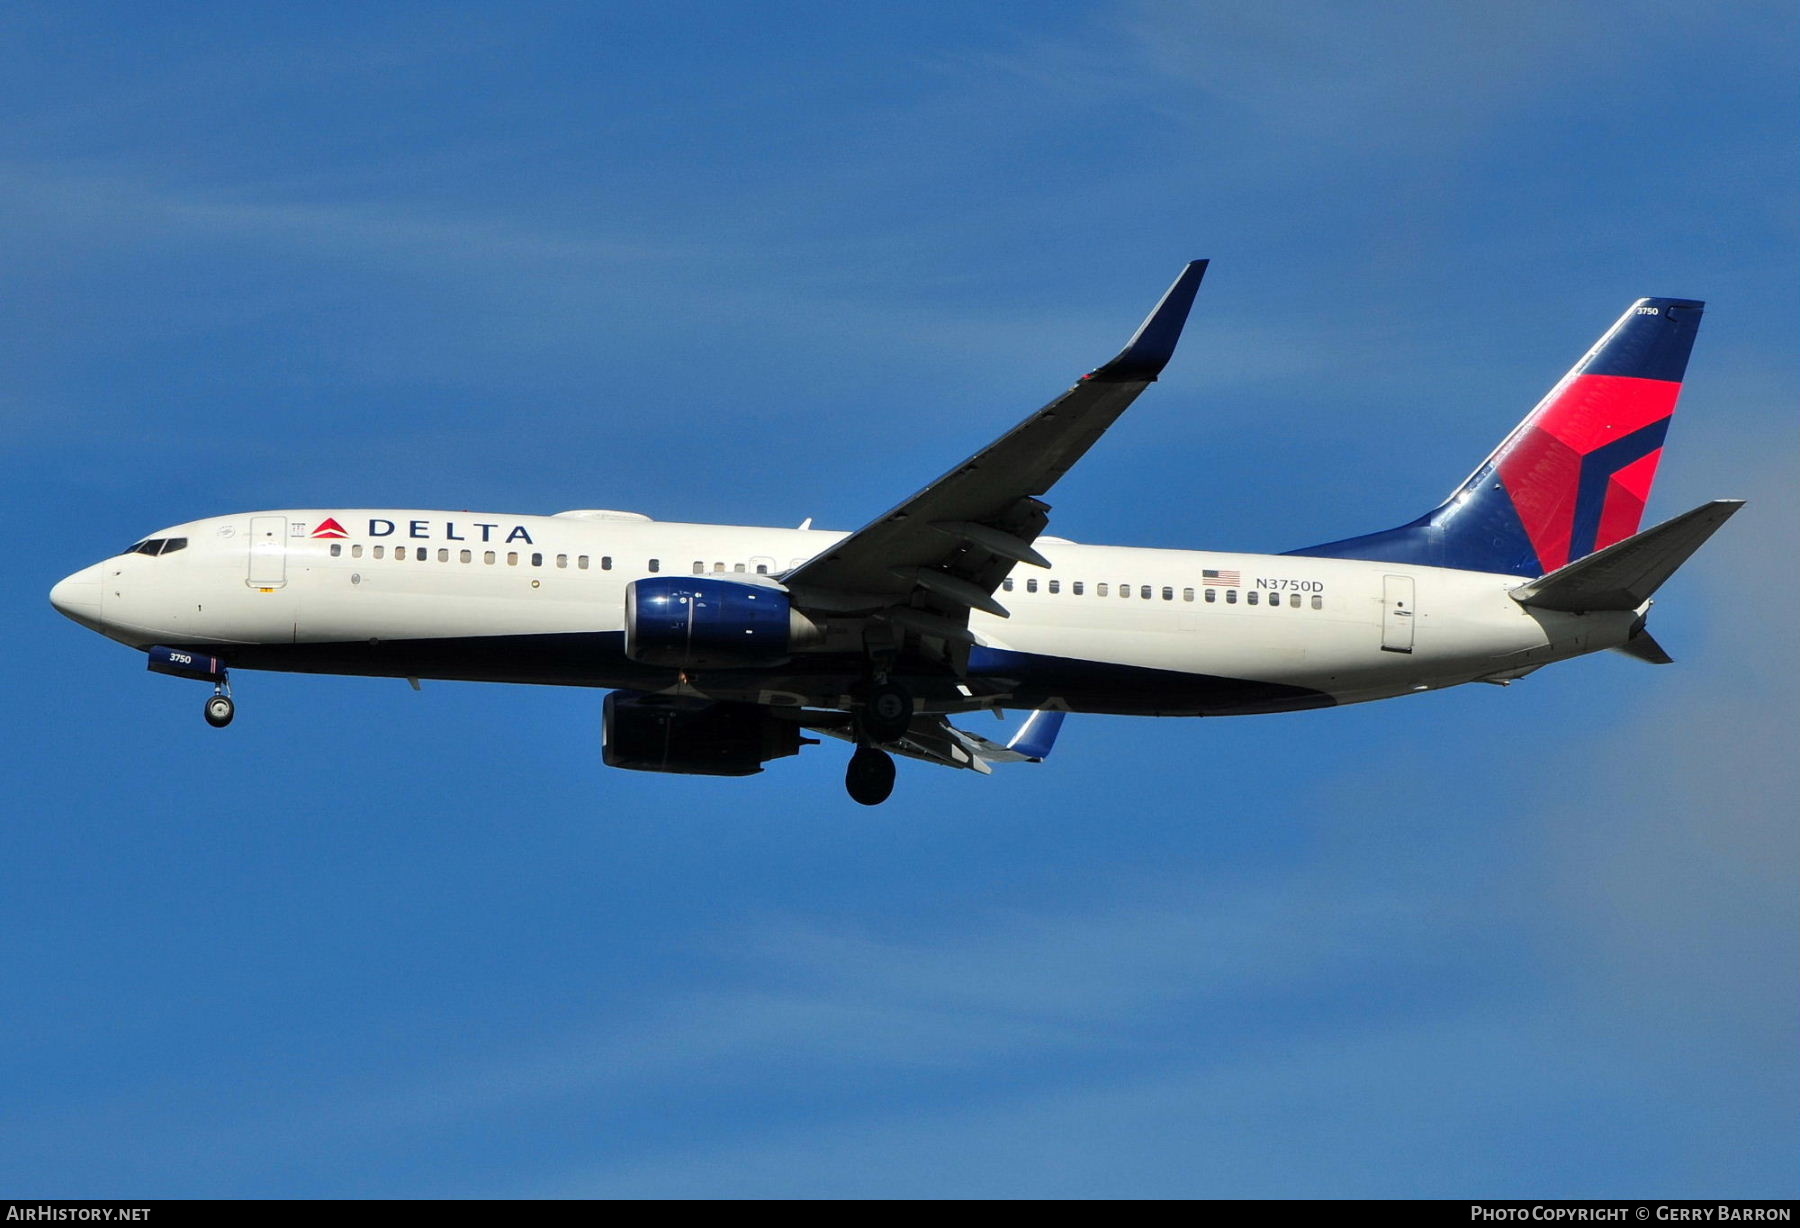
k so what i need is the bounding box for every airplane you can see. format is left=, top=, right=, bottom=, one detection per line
left=49, top=262, right=1742, bottom=805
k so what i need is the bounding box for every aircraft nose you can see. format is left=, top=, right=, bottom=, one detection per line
left=50, top=563, right=105, bottom=628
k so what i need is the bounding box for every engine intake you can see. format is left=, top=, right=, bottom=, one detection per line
left=624, top=576, right=816, bottom=668
left=602, top=691, right=805, bottom=776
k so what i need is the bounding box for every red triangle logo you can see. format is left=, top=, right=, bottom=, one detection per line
left=311, top=517, right=349, bottom=539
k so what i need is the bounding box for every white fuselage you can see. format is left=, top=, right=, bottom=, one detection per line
left=52, top=508, right=1641, bottom=717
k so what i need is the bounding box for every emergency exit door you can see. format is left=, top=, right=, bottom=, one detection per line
left=1381, top=574, right=1415, bottom=653
left=247, top=516, right=288, bottom=589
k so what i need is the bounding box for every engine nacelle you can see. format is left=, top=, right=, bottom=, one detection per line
left=602, top=691, right=805, bottom=777
left=624, top=576, right=815, bottom=668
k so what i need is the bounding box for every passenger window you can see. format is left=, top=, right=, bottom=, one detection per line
left=507, top=552, right=519, bottom=566
left=557, top=554, right=568, bottom=569
left=1073, top=581, right=1084, bottom=596
left=1290, top=593, right=1301, bottom=608
left=578, top=555, right=590, bottom=570
left=1182, top=587, right=1194, bottom=602
left=1226, top=589, right=1237, bottom=604
left=531, top=553, right=543, bottom=567
left=373, top=545, right=385, bottom=559
left=1312, top=594, right=1323, bottom=610
left=1247, top=591, right=1258, bottom=605
left=330, top=543, right=342, bottom=557
left=734, top=563, right=746, bottom=573
left=649, top=559, right=660, bottom=573
left=351, top=544, right=363, bottom=558
left=1003, top=577, right=1014, bottom=591
left=1204, top=589, right=1216, bottom=603
left=713, top=562, right=726, bottom=574
left=1096, top=583, right=1108, bottom=596
left=437, top=548, right=449, bottom=562
left=600, top=556, right=611, bottom=570
left=1162, top=586, right=1173, bottom=601
left=756, top=564, right=768, bottom=575
left=484, top=551, right=496, bottom=564
left=1026, top=578, right=1038, bottom=593
left=1048, top=580, right=1060, bottom=594
left=1120, top=584, right=1130, bottom=598
left=460, top=549, right=472, bottom=563
left=693, top=561, right=705, bottom=575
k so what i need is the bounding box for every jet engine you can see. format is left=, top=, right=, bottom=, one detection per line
left=602, top=690, right=807, bottom=776
left=623, top=576, right=818, bottom=668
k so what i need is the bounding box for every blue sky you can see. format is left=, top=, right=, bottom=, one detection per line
left=2, top=1, right=1794, bottom=1198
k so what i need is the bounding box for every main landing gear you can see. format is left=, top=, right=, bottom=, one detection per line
left=858, top=678, right=914, bottom=743
left=203, top=675, right=235, bottom=728
left=846, top=745, right=896, bottom=806
left=844, top=677, right=912, bottom=805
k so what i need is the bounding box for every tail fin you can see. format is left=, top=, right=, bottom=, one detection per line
left=1287, top=297, right=1704, bottom=577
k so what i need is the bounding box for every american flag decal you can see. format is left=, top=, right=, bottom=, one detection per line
left=1202, top=568, right=1240, bottom=587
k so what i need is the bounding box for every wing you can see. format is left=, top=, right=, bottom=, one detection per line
left=802, top=708, right=1068, bottom=774
left=781, top=261, right=1209, bottom=652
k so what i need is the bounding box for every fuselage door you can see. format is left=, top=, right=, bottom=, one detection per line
left=248, top=516, right=288, bottom=590
left=1381, top=574, right=1415, bottom=653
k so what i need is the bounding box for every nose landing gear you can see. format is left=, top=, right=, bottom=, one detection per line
left=203, top=675, right=235, bottom=728
left=146, top=646, right=237, bottom=728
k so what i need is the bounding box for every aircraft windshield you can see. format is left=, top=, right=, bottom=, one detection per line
left=124, top=537, right=188, bottom=557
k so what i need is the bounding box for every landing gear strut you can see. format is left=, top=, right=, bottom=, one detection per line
left=845, top=745, right=896, bottom=806
left=203, top=674, right=234, bottom=728
left=858, top=679, right=914, bottom=744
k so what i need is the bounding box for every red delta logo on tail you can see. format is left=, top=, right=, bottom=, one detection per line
left=1488, top=301, right=1698, bottom=573
left=1286, top=297, right=1704, bottom=579
left=310, top=517, right=349, bottom=539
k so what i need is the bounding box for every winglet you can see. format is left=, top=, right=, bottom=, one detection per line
left=1087, top=260, right=1208, bottom=383
left=1005, top=709, right=1066, bottom=761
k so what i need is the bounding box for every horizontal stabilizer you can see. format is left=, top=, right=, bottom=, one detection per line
left=1613, top=624, right=1674, bottom=665
left=1511, top=499, right=1743, bottom=613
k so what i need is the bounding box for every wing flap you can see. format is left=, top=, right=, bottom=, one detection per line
left=798, top=708, right=1068, bottom=773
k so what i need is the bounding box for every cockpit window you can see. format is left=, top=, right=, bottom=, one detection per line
left=124, top=537, right=187, bottom=557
